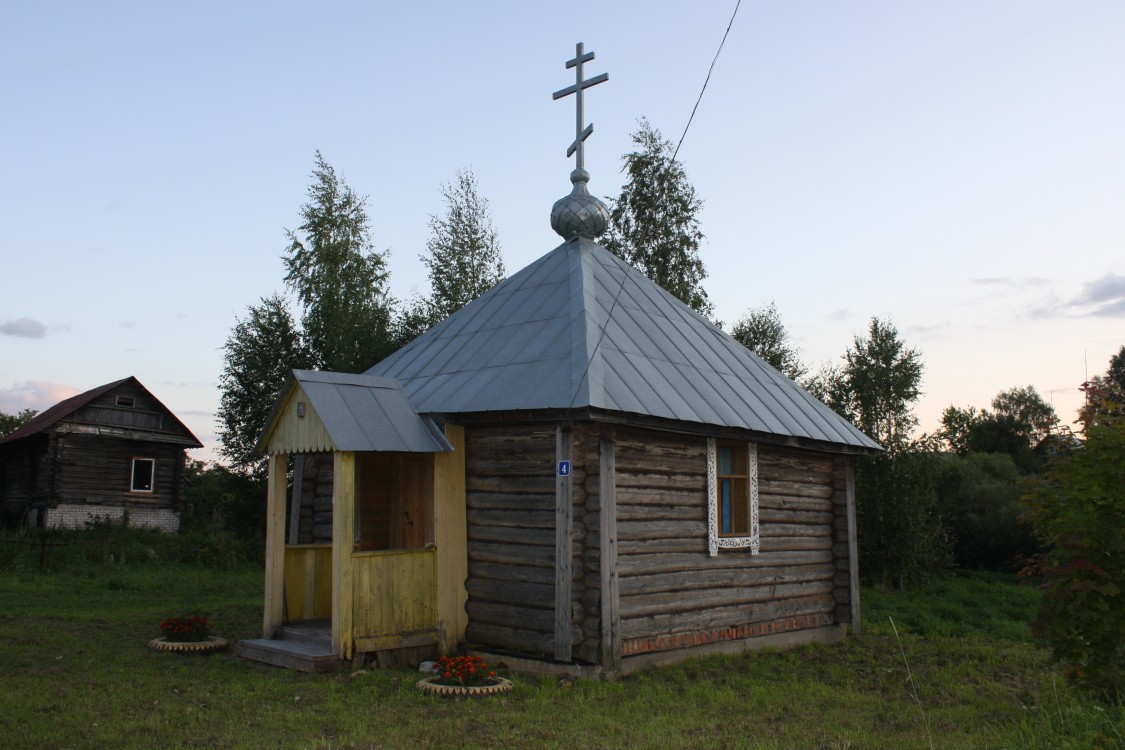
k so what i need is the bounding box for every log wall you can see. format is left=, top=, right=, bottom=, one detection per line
left=464, top=425, right=559, bottom=657
left=615, top=427, right=845, bottom=657
left=51, top=434, right=184, bottom=511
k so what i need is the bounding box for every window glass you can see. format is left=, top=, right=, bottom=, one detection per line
left=131, top=458, right=154, bottom=492
left=708, top=439, right=759, bottom=556
left=718, top=446, right=733, bottom=475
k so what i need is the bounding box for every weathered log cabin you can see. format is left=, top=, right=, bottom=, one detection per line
left=0, top=376, right=202, bottom=530
left=241, top=42, right=880, bottom=675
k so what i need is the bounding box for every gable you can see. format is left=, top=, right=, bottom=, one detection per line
left=258, top=370, right=454, bottom=455
left=0, top=377, right=201, bottom=448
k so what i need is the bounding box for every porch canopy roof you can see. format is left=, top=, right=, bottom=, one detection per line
left=258, top=370, right=453, bottom=456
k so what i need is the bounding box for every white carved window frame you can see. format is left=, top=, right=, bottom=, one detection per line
left=707, top=438, right=759, bottom=557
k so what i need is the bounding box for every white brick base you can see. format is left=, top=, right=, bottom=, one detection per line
left=44, top=504, right=180, bottom=533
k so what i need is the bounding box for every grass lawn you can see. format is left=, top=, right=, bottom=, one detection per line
left=0, top=540, right=1121, bottom=749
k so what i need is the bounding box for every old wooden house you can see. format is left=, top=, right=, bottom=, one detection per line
left=244, top=198, right=879, bottom=675
left=240, top=44, right=880, bottom=675
left=0, top=377, right=202, bottom=531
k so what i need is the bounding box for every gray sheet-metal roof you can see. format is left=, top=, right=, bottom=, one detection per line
left=260, top=370, right=453, bottom=453
left=368, top=237, right=880, bottom=452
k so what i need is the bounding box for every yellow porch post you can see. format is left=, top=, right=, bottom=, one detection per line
left=263, top=452, right=287, bottom=637
left=433, top=425, right=468, bottom=653
left=331, top=450, right=356, bottom=659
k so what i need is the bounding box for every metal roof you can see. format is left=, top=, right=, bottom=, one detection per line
left=368, top=237, right=881, bottom=452
left=258, top=370, right=453, bottom=454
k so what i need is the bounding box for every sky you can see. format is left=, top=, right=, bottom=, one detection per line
left=2, top=0, right=1123, bottom=463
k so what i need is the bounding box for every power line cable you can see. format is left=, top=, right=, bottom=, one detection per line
left=673, top=0, right=742, bottom=162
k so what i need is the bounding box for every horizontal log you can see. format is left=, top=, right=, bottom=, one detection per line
left=468, top=524, right=554, bottom=546
left=758, top=479, right=834, bottom=500
left=465, top=600, right=553, bottom=632
left=467, top=476, right=555, bottom=494
left=616, top=488, right=706, bottom=508
left=616, top=433, right=704, bottom=461
left=467, top=578, right=553, bottom=608
left=469, top=560, right=554, bottom=585
left=468, top=541, right=554, bottom=568
left=757, top=509, right=834, bottom=526
left=614, top=452, right=709, bottom=476
left=466, top=492, right=554, bottom=511
left=615, top=473, right=707, bottom=493
left=756, top=495, right=833, bottom=513
left=616, top=504, right=705, bottom=523
left=760, top=523, right=831, bottom=538
left=618, top=563, right=836, bottom=597
left=621, top=593, right=836, bottom=640
left=468, top=426, right=556, bottom=446
left=621, top=579, right=836, bottom=619
left=758, top=536, right=833, bottom=552
left=758, top=448, right=834, bottom=476
left=618, top=538, right=707, bottom=556
left=617, top=549, right=834, bottom=577
left=617, top=519, right=705, bottom=541
left=467, top=509, right=555, bottom=529
left=467, top=622, right=554, bottom=656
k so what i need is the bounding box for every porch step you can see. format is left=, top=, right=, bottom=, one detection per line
left=237, top=620, right=343, bottom=673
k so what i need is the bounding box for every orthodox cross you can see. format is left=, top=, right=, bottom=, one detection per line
left=552, top=42, right=608, bottom=171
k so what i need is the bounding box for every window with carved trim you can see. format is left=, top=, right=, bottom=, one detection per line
left=707, top=439, right=759, bottom=556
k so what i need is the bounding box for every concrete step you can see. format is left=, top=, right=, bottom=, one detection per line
left=236, top=637, right=344, bottom=673
left=276, top=619, right=332, bottom=649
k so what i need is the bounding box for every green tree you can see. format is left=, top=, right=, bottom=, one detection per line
left=825, top=317, right=948, bottom=586
left=284, top=151, right=395, bottom=373
left=181, top=460, right=266, bottom=562
left=422, top=168, right=505, bottom=323
left=0, top=408, right=37, bottom=438
left=941, top=386, right=1058, bottom=473
left=730, top=301, right=807, bottom=381
left=1024, top=377, right=1125, bottom=700
left=838, top=317, right=923, bottom=453
left=216, top=294, right=312, bottom=478
left=934, top=452, right=1038, bottom=570
left=854, top=450, right=950, bottom=588
left=604, top=119, right=712, bottom=316
left=991, top=385, right=1058, bottom=445
left=1109, top=344, right=1125, bottom=390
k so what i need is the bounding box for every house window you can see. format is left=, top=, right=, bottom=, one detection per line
left=131, top=458, right=155, bottom=493
left=116, top=395, right=135, bottom=408
left=707, top=439, right=758, bottom=556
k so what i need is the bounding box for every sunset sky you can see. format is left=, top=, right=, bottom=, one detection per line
left=2, top=0, right=1122, bottom=461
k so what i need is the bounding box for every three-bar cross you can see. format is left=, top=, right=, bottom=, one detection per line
left=552, top=42, right=608, bottom=171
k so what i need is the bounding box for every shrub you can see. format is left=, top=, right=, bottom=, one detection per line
left=934, top=452, right=1040, bottom=571
left=856, top=449, right=952, bottom=588
left=1024, top=405, right=1125, bottom=701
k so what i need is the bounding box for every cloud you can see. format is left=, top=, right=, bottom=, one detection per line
left=828, top=308, right=851, bottom=321
left=971, top=277, right=1049, bottom=289
left=0, top=317, right=47, bottom=338
left=905, top=320, right=953, bottom=340
left=1074, top=273, right=1125, bottom=308
left=0, top=381, right=81, bottom=414
left=1038, top=273, right=1125, bottom=318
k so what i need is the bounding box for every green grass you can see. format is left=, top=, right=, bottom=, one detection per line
left=0, top=536, right=1121, bottom=749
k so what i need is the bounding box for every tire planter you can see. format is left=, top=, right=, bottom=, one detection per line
left=415, top=675, right=513, bottom=697
left=148, top=636, right=229, bottom=654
